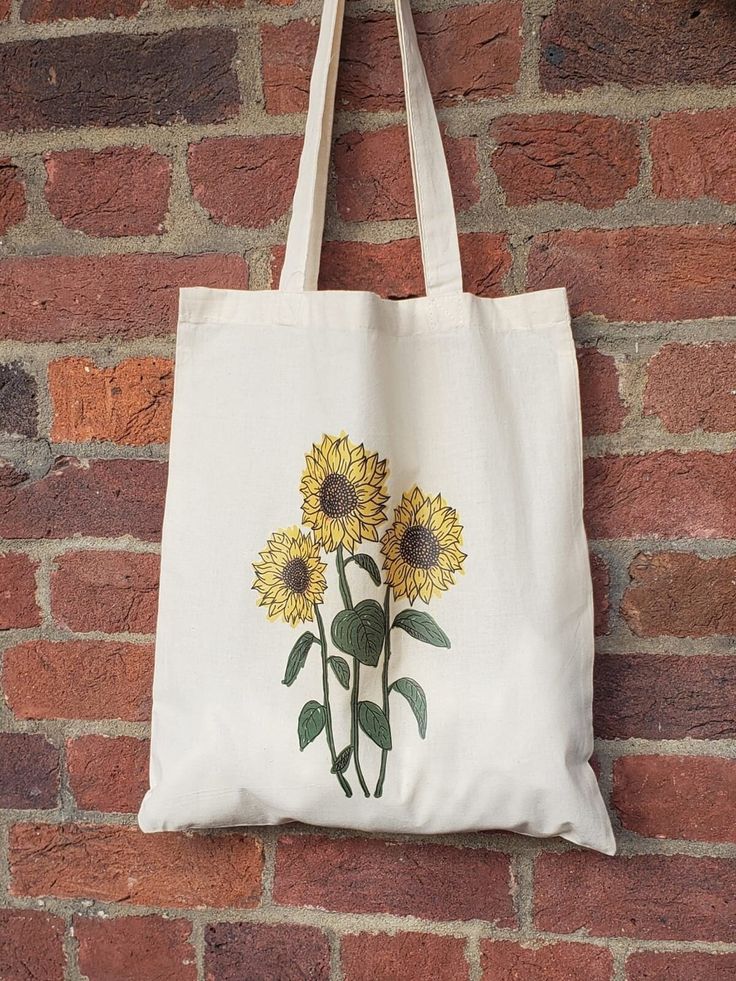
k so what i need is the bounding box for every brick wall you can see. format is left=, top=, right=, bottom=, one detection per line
left=1, top=0, right=736, bottom=978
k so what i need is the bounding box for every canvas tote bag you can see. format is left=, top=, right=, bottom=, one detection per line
left=138, top=0, right=615, bottom=855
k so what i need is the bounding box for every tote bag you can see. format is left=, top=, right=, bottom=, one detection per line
left=138, top=0, right=615, bottom=855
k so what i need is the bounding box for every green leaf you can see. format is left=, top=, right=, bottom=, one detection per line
left=391, top=677, right=427, bottom=738
left=297, top=700, right=326, bottom=750
left=328, top=655, right=350, bottom=690
left=281, top=631, right=316, bottom=686
left=392, top=609, right=450, bottom=648
left=358, top=700, right=392, bottom=750
left=331, top=745, right=352, bottom=774
left=331, top=599, right=385, bottom=666
left=352, top=552, right=382, bottom=586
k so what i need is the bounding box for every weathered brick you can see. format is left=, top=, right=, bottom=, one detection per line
left=271, top=234, right=510, bottom=298
left=0, top=31, right=239, bottom=132
left=481, top=940, right=613, bottom=981
left=0, top=732, right=59, bottom=809
left=0, top=363, right=37, bottom=438
left=0, top=909, right=65, bottom=981
left=490, top=114, right=639, bottom=208
left=0, top=159, right=26, bottom=233
left=262, top=4, right=522, bottom=113
left=613, top=755, right=736, bottom=843
left=274, top=835, right=514, bottom=923
left=189, top=136, right=302, bottom=228
left=590, top=552, right=610, bottom=636
left=10, top=823, right=263, bottom=908
left=652, top=109, right=736, bottom=203
left=644, top=343, right=736, bottom=433
left=621, top=552, right=736, bottom=638
left=334, top=127, right=479, bottom=222
left=594, top=653, right=736, bottom=741
left=527, top=227, right=736, bottom=322
left=584, top=452, right=736, bottom=540
left=67, top=735, right=149, bottom=813
left=45, top=148, right=171, bottom=237
left=0, top=552, right=40, bottom=629
left=76, top=915, right=196, bottom=981
left=578, top=349, right=625, bottom=436
left=21, top=0, right=143, bottom=22
left=626, top=951, right=736, bottom=981
left=205, top=923, right=330, bottom=981
left=0, top=457, right=166, bottom=540
left=342, top=932, right=469, bottom=981
left=535, top=852, right=736, bottom=940
left=0, top=254, right=246, bottom=342
left=51, top=550, right=159, bottom=634
left=49, top=357, right=173, bottom=446
left=540, top=0, right=736, bottom=92
left=3, top=640, right=153, bottom=721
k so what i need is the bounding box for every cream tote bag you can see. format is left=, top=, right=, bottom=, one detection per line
left=138, top=0, right=615, bottom=855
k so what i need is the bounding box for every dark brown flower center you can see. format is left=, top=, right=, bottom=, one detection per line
left=282, top=557, right=311, bottom=594
left=319, top=472, right=358, bottom=519
left=400, top=524, right=440, bottom=569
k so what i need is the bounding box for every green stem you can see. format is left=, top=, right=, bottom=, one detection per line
left=374, top=586, right=392, bottom=797
left=336, top=545, right=370, bottom=797
left=315, top=604, right=352, bottom=798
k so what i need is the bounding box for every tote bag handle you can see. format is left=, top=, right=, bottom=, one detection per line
left=279, top=0, right=464, bottom=296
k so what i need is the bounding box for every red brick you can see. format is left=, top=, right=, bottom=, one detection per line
left=613, top=755, right=736, bottom=843
left=490, top=114, right=639, bottom=208
left=626, top=951, right=736, bottom=981
left=0, top=363, right=38, bottom=438
left=51, top=550, right=159, bottom=634
left=480, top=940, right=613, bottom=981
left=535, top=852, right=736, bottom=941
left=0, top=732, right=59, bottom=809
left=189, top=136, right=301, bottom=228
left=0, top=909, right=65, bottom=981
left=68, top=735, right=148, bottom=813
left=0, top=31, right=239, bottom=132
left=205, top=923, right=330, bottom=981
left=75, top=915, right=196, bottom=981
left=621, top=552, right=736, bottom=638
left=22, top=0, right=141, bottom=18
left=644, top=343, right=736, bottom=433
left=540, top=0, right=736, bottom=92
left=271, top=234, right=510, bottom=299
left=342, top=932, right=469, bottom=981
left=0, top=457, right=165, bottom=540
left=652, top=110, right=736, bottom=204
left=527, top=227, right=736, bottom=322
left=0, top=254, right=246, bottom=342
left=594, top=653, right=736, bottom=741
left=0, top=159, right=26, bottom=233
left=583, top=452, right=736, bottom=540
left=578, top=349, right=625, bottom=436
left=10, top=823, right=262, bottom=908
left=3, top=640, right=153, bottom=721
left=0, top=552, right=40, bottom=629
left=0, top=0, right=9, bottom=19
left=274, top=835, right=514, bottom=923
left=49, top=357, right=173, bottom=446
left=590, top=552, right=610, bottom=636
left=262, top=4, right=522, bottom=114
left=334, top=127, right=478, bottom=222
left=45, top=148, right=170, bottom=237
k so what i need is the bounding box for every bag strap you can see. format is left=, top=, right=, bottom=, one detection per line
left=279, top=0, right=464, bottom=296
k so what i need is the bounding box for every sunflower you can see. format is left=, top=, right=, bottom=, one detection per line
left=252, top=527, right=327, bottom=625
left=300, top=434, right=389, bottom=552
left=381, top=486, right=466, bottom=603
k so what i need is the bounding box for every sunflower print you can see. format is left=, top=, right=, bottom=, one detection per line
left=381, top=486, right=466, bottom=603
left=252, top=526, right=327, bottom=626
left=300, top=434, right=389, bottom=552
